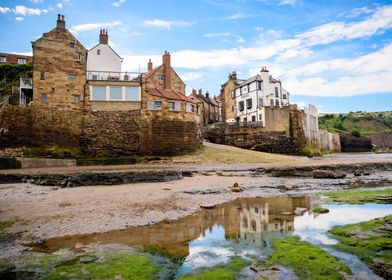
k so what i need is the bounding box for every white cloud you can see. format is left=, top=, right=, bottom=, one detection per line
left=225, top=12, right=253, bottom=20
left=0, top=7, right=11, bottom=13
left=278, top=0, right=296, bottom=6
left=181, top=72, right=204, bottom=81
left=143, top=19, right=196, bottom=29
left=70, top=20, right=122, bottom=33
left=113, top=0, right=126, bottom=7
left=236, top=36, right=246, bottom=44
left=29, top=0, right=44, bottom=3
left=298, top=5, right=392, bottom=46
left=56, top=3, right=63, bottom=9
left=15, top=16, right=24, bottom=21
left=204, top=32, right=230, bottom=38
left=12, top=5, right=48, bottom=16
left=343, top=6, right=374, bottom=18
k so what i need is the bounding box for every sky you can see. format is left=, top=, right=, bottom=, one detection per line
left=0, top=0, right=391, bottom=113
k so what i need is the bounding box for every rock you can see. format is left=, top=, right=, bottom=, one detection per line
left=354, top=170, right=362, bottom=176
left=313, top=170, right=346, bottom=179
left=281, top=211, right=292, bottom=215
left=231, top=182, right=241, bottom=192
left=314, top=207, right=330, bottom=214
left=295, top=207, right=307, bottom=216
left=200, top=204, right=216, bottom=209
left=284, top=184, right=294, bottom=191
left=363, top=171, right=371, bottom=176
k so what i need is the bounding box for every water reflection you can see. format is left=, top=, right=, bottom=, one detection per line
left=33, top=196, right=311, bottom=258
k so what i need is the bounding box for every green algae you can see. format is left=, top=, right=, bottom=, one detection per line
left=330, top=215, right=392, bottom=278
left=269, top=236, right=351, bottom=280
left=44, top=252, right=161, bottom=280
left=313, top=207, right=329, bottom=214
left=324, top=188, right=392, bottom=204
left=178, top=256, right=250, bottom=280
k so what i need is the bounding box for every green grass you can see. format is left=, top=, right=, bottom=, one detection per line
left=313, top=207, right=329, bottom=214
left=324, top=188, right=392, bottom=204
left=44, top=252, right=161, bottom=280
left=178, top=256, right=250, bottom=280
left=330, top=215, right=392, bottom=267
left=269, top=236, right=351, bottom=280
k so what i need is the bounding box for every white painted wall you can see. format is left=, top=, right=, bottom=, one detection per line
left=87, top=44, right=122, bottom=72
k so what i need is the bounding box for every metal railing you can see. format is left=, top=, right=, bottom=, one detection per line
left=87, top=71, right=141, bottom=82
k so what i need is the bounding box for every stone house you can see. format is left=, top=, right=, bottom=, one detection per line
left=142, top=51, right=198, bottom=122
left=0, top=15, right=202, bottom=157
left=189, top=89, right=221, bottom=126
left=222, top=67, right=290, bottom=124
left=32, top=14, right=87, bottom=111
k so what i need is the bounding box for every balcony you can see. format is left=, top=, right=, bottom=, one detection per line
left=87, top=71, right=141, bottom=82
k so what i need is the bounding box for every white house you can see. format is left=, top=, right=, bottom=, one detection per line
left=87, top=29, right=123, bottom=80
left=233, top=67, right=290, bottom=124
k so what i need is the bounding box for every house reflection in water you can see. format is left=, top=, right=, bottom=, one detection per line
left=33, top=196, right=312, bottom=259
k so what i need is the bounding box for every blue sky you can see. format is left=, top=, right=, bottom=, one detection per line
left=1, top=0, right=391, bottom=113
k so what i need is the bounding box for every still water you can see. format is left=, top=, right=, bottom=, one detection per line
left=30, top=195, right=392, bottom=279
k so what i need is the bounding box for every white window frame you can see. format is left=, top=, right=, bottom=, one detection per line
left=17, top=58, right=26, bottom=64
left=169, top=101, right=181, bottom=111
left=186, top=103, right=195, bottom=113
left=0, top=56, right=6, bottom=62
left=147, top=100, right=163, bottom=110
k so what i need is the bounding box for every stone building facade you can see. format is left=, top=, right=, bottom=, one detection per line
left=32, top=14, right=87, bottom=111
left=189, top=89, right=221, bottom=126
left=0, top=15, right=201, bottom=158
left=220, top=71, right=244, bottom=122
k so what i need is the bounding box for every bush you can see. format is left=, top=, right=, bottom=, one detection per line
left=351, top=129, right=361, bottom=137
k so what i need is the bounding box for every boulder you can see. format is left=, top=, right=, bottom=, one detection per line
left=231, top=182, right=241, bottom=192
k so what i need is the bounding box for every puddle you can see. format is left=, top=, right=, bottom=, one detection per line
left=10, top=194, right=392, bottom=278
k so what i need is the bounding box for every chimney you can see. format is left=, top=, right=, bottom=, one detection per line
left=147, top=59, right=153, bottom=72
left=192, top=88, right=197, bottom=95
left=260, top=66, right=269, bottom=83
left=99, top=29, right=108, bottom=44
left=198, top=88, right=202, bottom=95
left=56, top=14, right=65, bottom=29
left=206, top=91, right=210, bottom=99
left=230, top=71, right=237, bottom=80
left=162, top=51, right=171, bottom=90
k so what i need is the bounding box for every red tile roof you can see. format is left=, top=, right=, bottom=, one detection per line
left=149, top=87, right=195, bottom=103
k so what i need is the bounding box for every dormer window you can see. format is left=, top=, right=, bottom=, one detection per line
left=97, top=49, right=101, bottom=55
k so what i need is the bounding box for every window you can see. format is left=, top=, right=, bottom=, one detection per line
left=275, top=99, right=280, bottom=107
left=270, top=99, right=274, bottom=107
left=0, top=56, right=6, bottom=62
left=186, top=103, right=195, bottom=113
left=242, top=86, right=247, bottom=93
left=246, top=98, right=252, bottom=109
left=239, top=101, right=244, bottom=111
left=243, top=117, right=247, bottom=122
left=125, top=86, right=140, bottom=101
left=97, top=49, right=101, bottom=55
left=92, top=74, right=98, bottom=80
left=275, top=87, right=279, bottom=97
left=147, top=100, right=163, bottom=110
left=74, top=96, right=80, bottom=104
left=40, top=71, right=45, bottom=80
left=40, top=93, right=47, bottom=101
left=283, top=94, right=287, bottom=99
left=110, top=86, right=122, bottom=100
left=68, top=74, right=76, bottom=81
left=158, top=74, right=164, bottom=81
left=257, top=81, right=262, bottom=90
left=92, top=86, right=106, bottom=100
left=252, top=115, right=256, bottom=122
left=259, top=114, right=262, bottom=121
left=18, top=58, right=26, bottom=64
left=231, top=90, right=235, bottom=99
left=70, top=42, right=75, bottom=48
left=258, top=97, right=263, bottom=107
left=78, top=53, right=82, bottom=61
left=169, top=101, right=181, bottom=111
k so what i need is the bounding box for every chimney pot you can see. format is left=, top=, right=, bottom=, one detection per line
left=147, top=59, right=153, bottom=72
left=99, top=28, right=109, bottom=44
left=56, top=14, right=65, bottom=29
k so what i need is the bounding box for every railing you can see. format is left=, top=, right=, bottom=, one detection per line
left=87, top=71, right=141, bottom=82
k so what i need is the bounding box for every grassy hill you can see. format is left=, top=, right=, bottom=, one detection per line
left=319, top=111, right=392, bottom=136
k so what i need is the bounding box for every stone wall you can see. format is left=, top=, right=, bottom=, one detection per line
left=0, top=105, right=82, bottom=149
left=319, top=130, right=341, bottom=151
left=141, top=117, right=202, bottom=156
left=80, top=110, right=141, bottom=157
left=91, top=101, right=141, bottom=111
left=205, top=106, right=307, bottom=155
left=339, top=134, right=372, bottom=152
